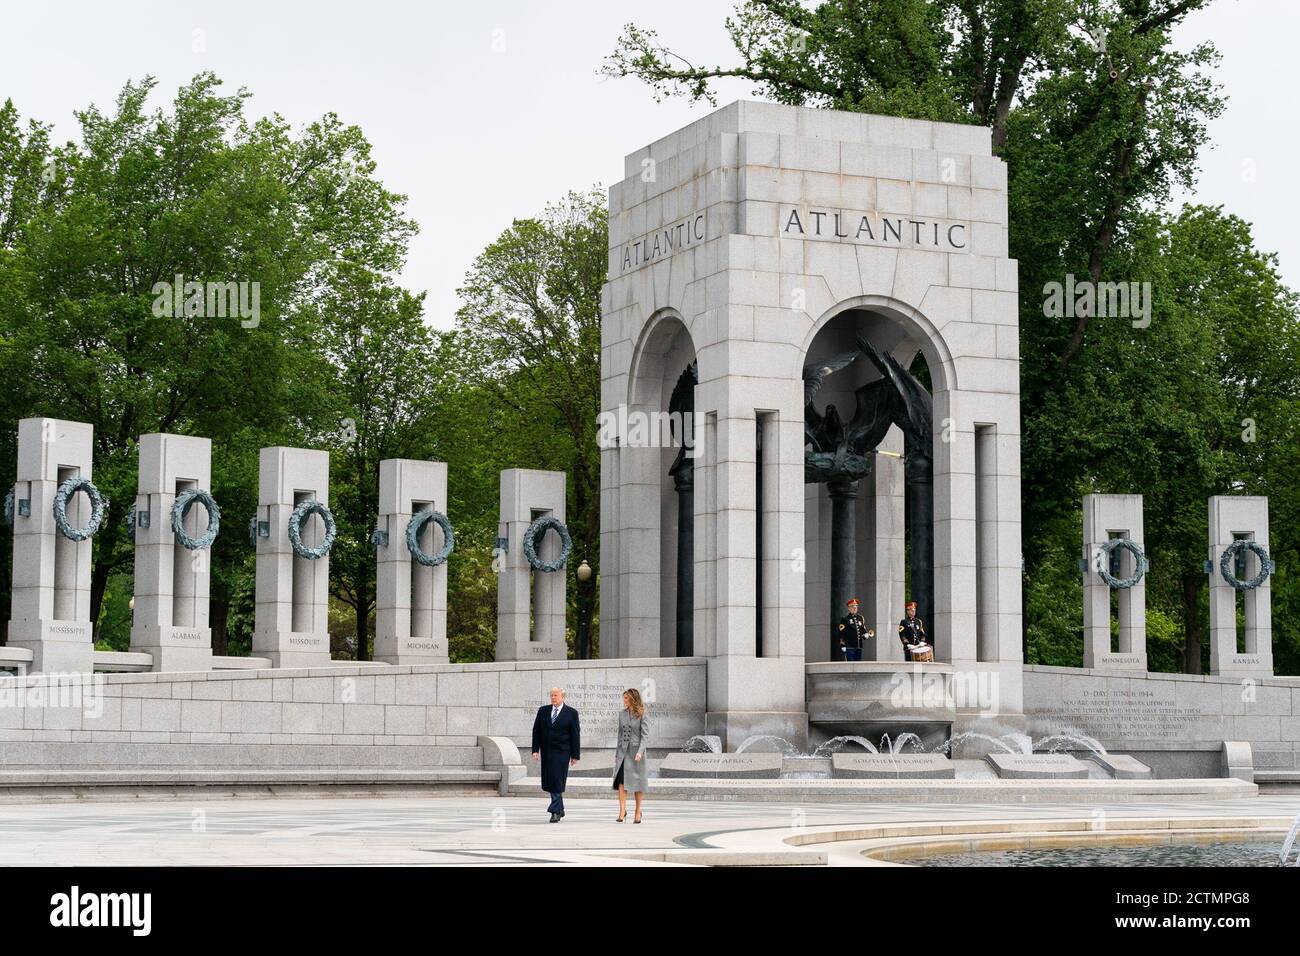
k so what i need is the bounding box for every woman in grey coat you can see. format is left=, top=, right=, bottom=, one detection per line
left=613, top=688, right=650, bottom=823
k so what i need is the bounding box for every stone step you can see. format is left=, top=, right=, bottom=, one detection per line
left=507, top=774, right=1257, bottom=804
left=0, top=768, right=501, bottom=802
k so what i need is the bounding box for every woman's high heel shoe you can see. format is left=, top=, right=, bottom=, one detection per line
left=633, top=814, right=642, bottom=824
left=617, top=813, right=626, bottom=822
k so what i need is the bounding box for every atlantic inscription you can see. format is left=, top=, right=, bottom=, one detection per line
left=780, top=206, right=969, bottom=252
left=617, top=212, right=706, bottom=274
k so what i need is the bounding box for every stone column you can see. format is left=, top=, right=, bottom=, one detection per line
left=858, top=432, right=905, bottom=662
left=804, top=482, right=829, bottom=662
left=931, top=389, right=977, bottom=667
left=946, top=399, right=1025, bottom=749
left=672, top=461, right=694, bottom=656
left=619, top=441, right=661, bottom=659
left=495, top=469, right=567, bottom=661
left=129, top=433, right=214, bottom=671
left=702, top=399, right=808, bottom=751
left=1208, top=496, right=1273, bottom=677
left=598, top=443, right=622, bottom=660
left=1081, top=494, right=1148, bottom=671
left=374, top=459, right=449, bottom=664
left=827, top=478, right=858, bottom=659
left=252, top=447, right=332, bottom=668
left=7, top=418, right=96, bottom=674
left=905, top=433, right=935, bottom=646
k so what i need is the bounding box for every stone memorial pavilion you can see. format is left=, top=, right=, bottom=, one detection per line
left=0, top=101, right=1295, bottom=791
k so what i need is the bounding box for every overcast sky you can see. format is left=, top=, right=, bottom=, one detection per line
left=1, top=0, right=1294, bottom=325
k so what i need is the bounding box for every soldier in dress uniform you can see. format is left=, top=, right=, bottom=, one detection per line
left=836, top=597, right=871, bottom=661
left=898, top=600, right=929, bottom=661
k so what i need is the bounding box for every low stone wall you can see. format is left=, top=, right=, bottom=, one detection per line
left=19, top=656, right=1289, bottom=781
left=1024, top=665, right=1300, bottom=777
left=0, top=658, right=707, bottom=773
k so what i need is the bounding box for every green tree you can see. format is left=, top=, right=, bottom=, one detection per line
left=454, top=189, right=607, bottom=656
left=0, top=98, right=50, bottom=247
left=311, top=263, right=436, bottom=661
left=0, top=73, right=415, bottom=646
left=607, top=0, right=972, bottom=122
left=421, top=330, right=517, bottom=663
left=1046, top=207, right=1300, bottom=672
left=1020, top=205, right=1300, bottom=672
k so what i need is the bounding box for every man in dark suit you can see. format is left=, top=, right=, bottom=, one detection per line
left=531, top=686, right=581, bottom=822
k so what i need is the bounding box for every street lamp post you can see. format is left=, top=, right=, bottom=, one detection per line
left=576, top=559, right=594, bottom=659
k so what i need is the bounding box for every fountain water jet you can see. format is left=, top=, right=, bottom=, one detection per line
left=811, top=735, right=879, bottom=757
left=879, top=732, right=924, bottom=754
left=1036, top=733, right=1108, bottom=757
left=938, top=732, right=1031, bottom=756
left=735, top=735, right=803, bottom=756
left=1281, top=811, right=1300, bottom=867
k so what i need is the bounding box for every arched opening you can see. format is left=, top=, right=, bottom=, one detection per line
left=620, top=310, right=698, bottom=658
left=799, top=299, right=954, bottom=666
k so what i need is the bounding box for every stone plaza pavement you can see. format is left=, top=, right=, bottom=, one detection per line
left=1, top=793, right=1297, bottom=866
